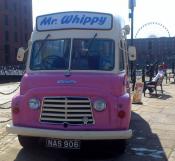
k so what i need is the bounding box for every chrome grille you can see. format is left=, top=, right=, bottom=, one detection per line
left=40, top=97, right=94, bottom=125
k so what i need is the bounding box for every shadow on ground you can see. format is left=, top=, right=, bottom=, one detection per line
left=14, top=112, right=167, bottom=161
left=121, top=112, right=168, bottom=161
left=144, top=93, right=172, bottom=100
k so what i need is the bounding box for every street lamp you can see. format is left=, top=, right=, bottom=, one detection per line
left=129, top=0, right=136, bottom=91
left=129, top=0, right=136, bottom=45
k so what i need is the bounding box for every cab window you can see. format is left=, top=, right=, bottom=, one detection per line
left=30, top=39, right=70, bottom=70
left=71, top=39, right=115, bottom=71
left=119, top=40, right=125, bottom=71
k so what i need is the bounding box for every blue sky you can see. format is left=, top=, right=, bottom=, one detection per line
left=32, top=0, right=175, bottom=38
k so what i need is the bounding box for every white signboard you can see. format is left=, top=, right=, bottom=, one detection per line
left=36, top=12, right=113, bottom=31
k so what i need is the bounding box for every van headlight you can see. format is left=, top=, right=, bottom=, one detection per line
left=28, top=98, right=40, bottom=110
left=93, top=100, right=106, bottom=112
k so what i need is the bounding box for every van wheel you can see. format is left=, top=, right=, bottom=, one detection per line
left=116, top=140, right=126, bottom=154
left=18, top=135, right=39, bottom=149
left=108, top=140, right=126, bottom=154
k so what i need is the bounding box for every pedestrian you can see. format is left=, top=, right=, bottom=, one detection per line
left=144, top=65, right=164, bottom=93
left=162, top=62, right=168, bottom=77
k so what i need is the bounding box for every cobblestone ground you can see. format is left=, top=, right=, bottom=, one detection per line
left=0, top=81, right=175, bottom=161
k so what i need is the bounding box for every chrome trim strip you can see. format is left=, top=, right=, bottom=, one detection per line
left=7, top=124, right=132, bottom=140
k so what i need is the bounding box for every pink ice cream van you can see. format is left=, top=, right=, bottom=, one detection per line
left=7, top=11, right=133, bottom=153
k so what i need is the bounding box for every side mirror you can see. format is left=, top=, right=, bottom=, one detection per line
left=128, top=46, right=136, bottom=61
left=17, top=47, right=25, bottom=62
left=123, top=25, right=130, bottom=35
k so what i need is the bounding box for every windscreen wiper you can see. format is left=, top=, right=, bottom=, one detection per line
left=34, top=34, right=51, bottom=59
left=87, top=33, right=98, bottom=51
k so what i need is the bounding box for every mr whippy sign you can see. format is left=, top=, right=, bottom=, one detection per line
left=36, top=11, right=112, bottom=31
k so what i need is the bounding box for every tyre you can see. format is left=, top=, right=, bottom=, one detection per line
left=83, top=140, right=126, bottom=155
left=18, top=135, right=39, bottom=149
left=106, top=140, right=126, bottom=154
left=116, top=140, right=127, bottom=154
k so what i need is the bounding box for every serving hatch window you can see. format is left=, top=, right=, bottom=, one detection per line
left=30, top=38, right=115, bottom=71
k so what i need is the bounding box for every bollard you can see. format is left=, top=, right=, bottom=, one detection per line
left=149, top=64, right=154, bottom=81
left=172, top=62, right=175, bottom=74
left=132, top=82, right=144, bottom=104
left=142, top=67, right=145, bottom=83
left=132, top=68, right=136, bottom=91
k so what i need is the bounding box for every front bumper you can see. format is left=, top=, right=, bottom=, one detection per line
left=6, top=123, right=132, bottom=140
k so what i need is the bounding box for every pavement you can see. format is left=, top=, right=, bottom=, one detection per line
left=0, top=82, right=19, bottom=123
left=130, top=80, right=175, bottom=161
left=0, top=80, right=175, bottom=161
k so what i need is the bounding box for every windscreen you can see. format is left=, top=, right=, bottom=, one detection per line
left=30, top=39, right=71, bottom=70
left=30, top=39, right=114, bottom=71
left=71, top=39, right=114, bottom=70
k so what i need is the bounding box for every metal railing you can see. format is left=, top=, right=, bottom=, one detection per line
left=0, top=65, right=25, bottom=76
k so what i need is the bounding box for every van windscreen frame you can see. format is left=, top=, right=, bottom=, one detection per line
left=30, top=38, right=115, bottom=71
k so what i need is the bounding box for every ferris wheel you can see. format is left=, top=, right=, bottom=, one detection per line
left=135, top=22, right=171, bottom=38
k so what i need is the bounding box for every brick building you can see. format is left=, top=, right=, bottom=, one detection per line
left=0, top=0, right=33, bottom=65
left=128, top=37, right=175, bottom=67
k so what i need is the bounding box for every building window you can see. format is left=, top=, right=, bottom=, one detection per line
left=5, top=31, right=9, bottom=42
left=25, top=33, right=28, bottom=43
left=4, top=15, right=8, bottom=25
left=13, top=2, right=17, bottom=11
left=119, top=41, right=125, bottom=71
left=14, top=16, right=17, bottom=27
left=4, top=0, right=8, bottom=10
left=24, top=6, right=27, bottom=15
left=14, top=48, right=18, bottom=62
left=24, top=19, right=27, bottom=28
left=14, top=32, right=18, bottom=42
left=4, top=44, right=9, bottom=53
left=15, top=48, right=18, bottom=55
left=4, top=44, right=10, bottom=64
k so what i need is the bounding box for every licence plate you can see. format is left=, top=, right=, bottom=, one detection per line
left=46, top=138, right=81, bottom=149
